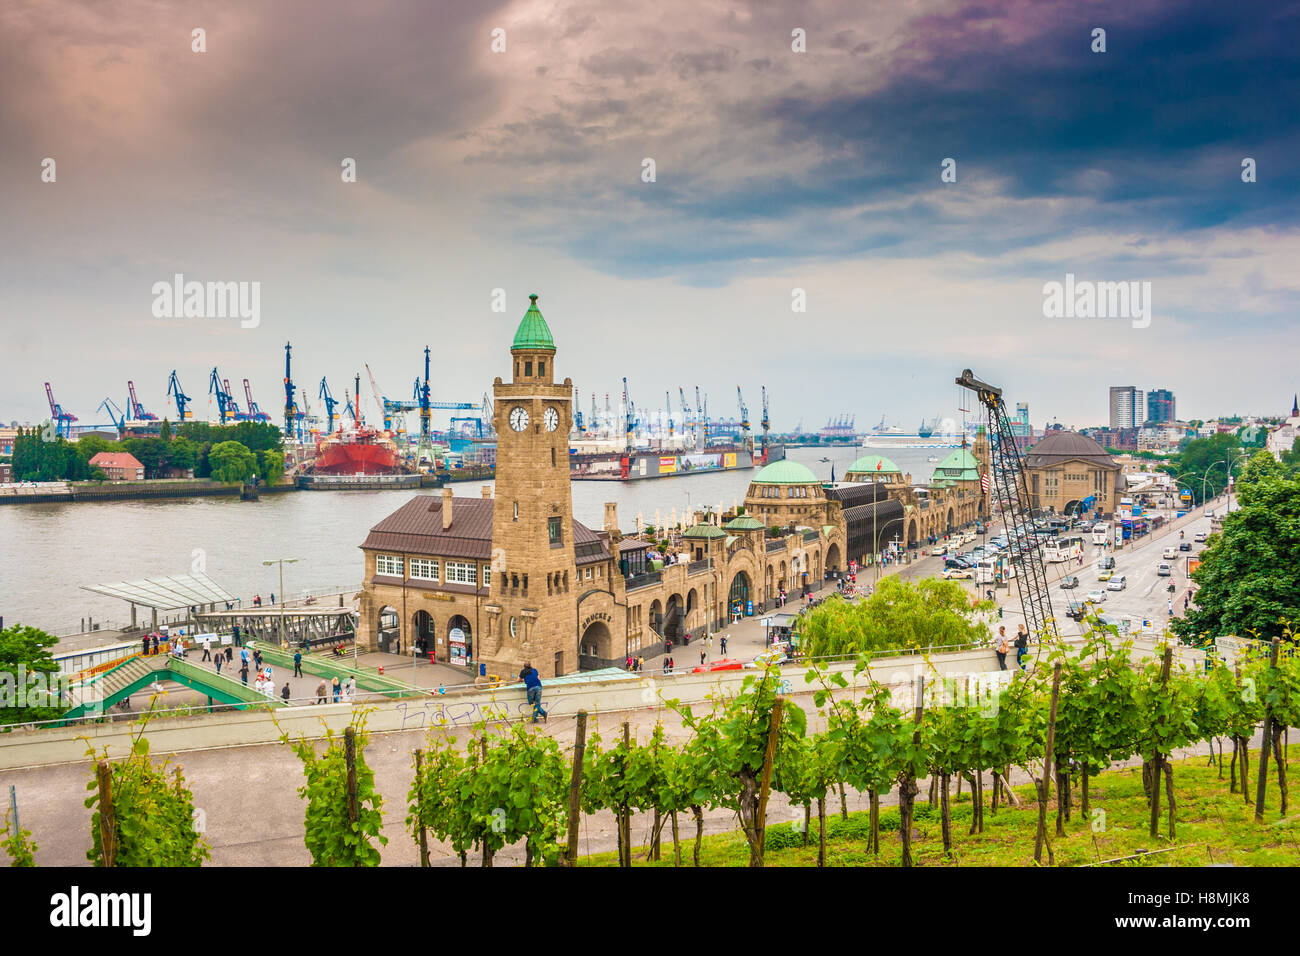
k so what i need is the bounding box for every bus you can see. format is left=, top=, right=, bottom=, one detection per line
left=975, top=555, right=1016, bottom=585
left=1091, top=523, right=1109, bottom=546
left=1044, top=534, right=1084, bottom=563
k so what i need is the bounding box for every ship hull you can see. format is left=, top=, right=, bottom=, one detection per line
left=311, top=441, right=403, bottom=475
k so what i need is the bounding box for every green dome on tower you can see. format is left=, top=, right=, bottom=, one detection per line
left=512, top=294, right=556, bottom=352
left=752, top=459, right=819, bottom=484
left=846, top=454, right=901, bottom=475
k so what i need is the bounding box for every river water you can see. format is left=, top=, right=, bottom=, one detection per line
left=0, top=445, right=946, bottom=634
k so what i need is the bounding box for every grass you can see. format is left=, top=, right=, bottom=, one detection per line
left=578, top=743, right=1300, bottom=866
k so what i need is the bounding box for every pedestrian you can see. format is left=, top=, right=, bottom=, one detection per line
left=214, top=653, right=223, bottom=674
left=280, top=682, right=291, bottom=702
left=201, top=636, right=212, bottom=661
left=995, top=626, right=1009, bottom=671
left=720, top=634, right=728, bottom=654
left=239, top=664, right=249, bottom=686
left=253, top=649, right=262, bottom=670
left=626, top=656, right=633, bottom=670
left=151, top=634, right=159, bottom=655
left=225, top=644, right=233, bottom=663
left=663, top=657, right=670, bottom=675
left=293, top=649, right=303, bottom=677
left=1167, top=599, right=1174, bottom=617
left=315, top=680, right=327, bottom=705
left=522, top=662, right=547, bottom=723
left=232, top=624, right=242, bottom=647
left=344, top=677, right=356, bottom=702
left=141, top=634, right=150, bottom=657
left=1014, top=625, right=1029, bottom=671
left=637, top=656, right=644, bottom=672
left=700, top=650, right=706, bottom=666
left=668, top=656, right=675, bottom=673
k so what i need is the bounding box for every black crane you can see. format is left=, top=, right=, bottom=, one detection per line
left=956, top=368, right=1058, bottom=641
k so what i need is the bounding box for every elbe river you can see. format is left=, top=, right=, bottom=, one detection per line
left=1, top=446, right=946, bottom=635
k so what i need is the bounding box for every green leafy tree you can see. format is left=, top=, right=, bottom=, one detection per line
left=1159, top=433, right=1242, bottom=504
left=257, top=448, right=285, bottom=486
left=284, top=717, right=386, bottom=866
left=158, top=419, right=172, bottom=442
left=208, top=440, right=257, bottom=484
left=799, top=577, right=991, bottom=658
left=85, top=717, right=210, bottom=867
left=12, top=430, right=91, bottom=481
left=1172, top=468, right=1300, bottom=643
left=407, top=735, right=467, bottom=865
left=122, top=438, right=170, bottom=478
left=0, top=624, right=66, bottom=725
left=166, top=437, right=199, bottom=474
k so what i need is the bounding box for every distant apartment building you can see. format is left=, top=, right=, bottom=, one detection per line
left=1084, top=426, right=1139, bottom=452
left=0, top=425, right=18, bottom=457
left=1010, top=402, right=1034, bottom=453
left=1109, top=386, right=1144, bottom=430
left=1137, top=423, right=1188, bottom=453
left=1146, top=389, right=1175, bottom=424
left=1268, top=395, right=1300, bottom=461
left=89, top=451, right=145, bottom=481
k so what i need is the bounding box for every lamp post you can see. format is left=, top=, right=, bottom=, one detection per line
left=262, top=557, right=299, bottom=650
left=1217, top=452, right=1250, bottom=513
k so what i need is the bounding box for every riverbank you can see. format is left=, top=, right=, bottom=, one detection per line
left=0, top=478, right=297, bottom=504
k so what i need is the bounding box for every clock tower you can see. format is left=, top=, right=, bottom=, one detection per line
left=482, top=294, right=578, bottom=677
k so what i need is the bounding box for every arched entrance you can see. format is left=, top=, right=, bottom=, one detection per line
left=649, top=598, right=664, bottom=638
left=581, top=621, right=613, bottom=661
left=447, top=615, right=473, bottom=668
left=825, top=543, right=841, bottom=572
left=728, top=571, right=752, bottom=618
left=664, top=594, right=684, bottom=642
left=377, top=605, right=400, bottom=653
left=1063, top=498, right=1083, bottom=516
left=906, top=518, right=919, bottom=547
left=412, top=610, right=436, bottom=656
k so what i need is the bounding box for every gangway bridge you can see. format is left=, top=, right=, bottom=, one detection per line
left=194, top=606, right=358, bottom=650
left=62, top=654, right=283, bottom=721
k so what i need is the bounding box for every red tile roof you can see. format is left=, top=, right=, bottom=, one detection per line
left=89, top=452, right=143, bottom=469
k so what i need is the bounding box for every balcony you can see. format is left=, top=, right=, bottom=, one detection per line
left=625, top=570, right=662, bottom=591
left=766, top=540, right=786, bottom=553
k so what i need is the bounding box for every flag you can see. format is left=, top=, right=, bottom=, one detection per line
left=980, top=471, right=991, bottom=495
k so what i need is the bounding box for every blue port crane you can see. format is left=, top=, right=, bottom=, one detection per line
left=622, top=377, right=637, bottom=450
left=573, top=388, right=585, bottom=432
left=413, top=346, right=433, bottom=440
left=665, top=391, right=673, bottom=437
left=209, top=368, right=238, bottom=424
left=318, top=378, right=340, bottom=434
left=167, top=371, right=192, bottom=421
left=283, top=342, right=297, bottom=435
left=44, top=382, right=78, bottom=438
left=98, top=397, right=127, bottom=431
left=127, top=381, right=157, bottom=421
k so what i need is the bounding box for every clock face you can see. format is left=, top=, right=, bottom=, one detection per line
left=509, top=406, right=530, bottom=432
left=544, top=407, right=560, bottom=432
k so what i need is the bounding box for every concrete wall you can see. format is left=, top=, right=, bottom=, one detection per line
left=0, top=637, right=1203, bottom=771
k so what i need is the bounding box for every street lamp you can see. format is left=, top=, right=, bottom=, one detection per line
left=262, top=557, right=299, bottom=649
left=1217, top=452, right=1251, bottom=513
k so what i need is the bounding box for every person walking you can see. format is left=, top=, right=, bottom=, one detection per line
left=720, top=634, right=728, bottom=655
left=232, top=623, right=242, bottom=647
left=1014, top=625, right=1029, bottom=671
left=253, top=648, right=263, bottom=670
left=995, top=626, right=1009, bottom=671
left=700, top=649, right=706, bottom=666
left=225, top=643, right=233, bottom=663
left=637, top=656, right=644, bottom=672
left=280, top=682, right=291, bottom=703
left=201, top=636, right=212, bottom=661
left=214, top=653, right=223, bottom=675
left=151, top=634, right=159, bottom=656
left=239, top=664, right=249, bottom=686
left=141, top=634, right=150, bottom=657
left=1167, top=598, right=1174, bottom=617
left=522, top=663, right=547, bottom=723
left=315, top=680, right=327, bottom=705
left=331, top=677, right=341, bottom=703
left=293, top=650, right=303, bottom=677
left=344, top=677, right=356, bottom=702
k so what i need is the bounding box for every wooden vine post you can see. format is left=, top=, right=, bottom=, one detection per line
left=95, top=760, right=117, bottom=868
left=621, top=721, right=632, bottom=868
left=1034, top=662, right=1062, bottom=865
left=900, top=675, right=924, bottom=868
left=413, top=748, right=430, bottom=867
left=565, top=710, right=587, bottom=867
left=754, top=695, right=785, bottom=866
left=1148, top=646, right=1172, bottom=838
left=1255, top=638, right=1281, bottom=823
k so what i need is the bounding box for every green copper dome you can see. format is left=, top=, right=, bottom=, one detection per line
left=682, top=522, right=727, bottom=539
left=846, top=454, right=901, bottom=475
left=752, top=459, right=819, bottom=484
left=931, top=447, right=980, bottom=482
left=723, top=515, right=765, bottom=531
left=512, top=294, right=556, bottom=352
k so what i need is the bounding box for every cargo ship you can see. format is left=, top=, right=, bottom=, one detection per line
left=569, top=441, right=782, bottom=481
left=308, top=422, right=411, bottom=476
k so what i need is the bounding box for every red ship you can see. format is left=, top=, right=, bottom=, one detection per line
left=309, top=423, right=407, bottom=475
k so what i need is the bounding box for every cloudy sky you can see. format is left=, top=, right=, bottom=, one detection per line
left=2, top=0, right=1297, bottom=433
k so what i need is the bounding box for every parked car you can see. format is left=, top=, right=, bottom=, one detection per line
left=942, top=567, right=974, bottom=580
left=1059, top=575, right=1081, bottom=589
left=1085, top=589, right=1107, bottom=603
left=1157, top=563, right=1171, bottom=577
left=1179, top=541, right=1192, bottom=551
left=1162, top=547, right=1178, bottom=560
left=1107, top=575, right=1128, bottom=591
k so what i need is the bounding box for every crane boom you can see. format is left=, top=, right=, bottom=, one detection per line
left=318, top=378, right=338, bottom=434
left=364, top=364, right=387, bottom=428
left=956, top=368, right=1057, bottom=641
left=166, top=371, right=191, bottom=420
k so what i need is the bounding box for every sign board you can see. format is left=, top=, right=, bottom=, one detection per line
left=745, top=600, right=754, bottom=616
left=449, top=627, right=466, bottom=646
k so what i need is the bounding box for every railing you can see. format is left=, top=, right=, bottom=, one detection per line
left=802, top=529, right=819, bottom=542
left=766, top=540, right=786, bottom=553
left=687, top=559, right=710, bottom=576
left=625, top=570, right=662, bottom=591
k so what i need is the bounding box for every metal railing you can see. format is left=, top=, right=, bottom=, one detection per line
left=625, top=570, right=662, bottom=591
left=766, top=540, right=786, bottom=553
left=687, top=559, right=710, bottom=576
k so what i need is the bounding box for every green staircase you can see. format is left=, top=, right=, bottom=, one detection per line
left=63, top=654, right=283, bottom=721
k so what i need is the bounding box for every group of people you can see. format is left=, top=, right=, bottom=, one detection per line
left=994, top=624, right=1031, bottom=671
left=313, top=676, right=355, bottom=704
left=251, top=593, right=275, bottom=607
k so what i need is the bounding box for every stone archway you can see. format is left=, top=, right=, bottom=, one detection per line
left=728, top=571, right=752, bottom=618
left=778, top=561, right=787, bottom=593
left=665, top=594, right=684, bottom=641
left=581, top=621, right=613, bottom=662
left=412, top=610, right=436, bottom=656
left=826, top=542, right=841, bottom=572
left=906, top=518, right=919, bottom=547
left=377, top=605, right=400, bottom=653
left=764, top=564, right=773, bottom=602
left=649, top=598, right=664, bottom=638
left=946, top=507, right=955, bottom=532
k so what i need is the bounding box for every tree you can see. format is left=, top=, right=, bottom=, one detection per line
left=1159, top=433, right=1242, bottom=504
left=158, top=419, right=172, bottom=442
left=122, top=438, right=169, bottom=479
left=0, top=624, right=66, bottom=725
left=799, top=578, right=991, bottom=658
left=208, top=441, right=256, bottom=484
left=258, top=449, right=285, bottom=486
left=166, top=437, right=199, bottom=475
left=1172, top=468, right=1300, bottom=643
left=12, top=430, right=92, bottom=482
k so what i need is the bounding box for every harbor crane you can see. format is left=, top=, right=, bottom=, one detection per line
left=318, top=378, right=340, bottom=434
left=209, top=369, right=237, bottom=424
left=760, top=386, right=771, bottom=461
left=414, top=346, right=433, bottom=440
left=573, top=388, right=585, bottom=433
left=344, top=387, right=357, bottom=424
left=242, top=379, right=271, bottom=422
left=283, top=342, right=297, bottom=435
left=622, top=377, right=638, bottom=450
left=44, top=383, right=78, bottom=438
left=736, top=386, right=751, bottom=449
left=956, top=368, right=1057, bottom=641
left=166, top=371, right=192, bottom=420
left=665, top=391, right=674, bottom=438
left=98, top=397, right=127, bottom=431
left=127, top=381, right=157, bottom=421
